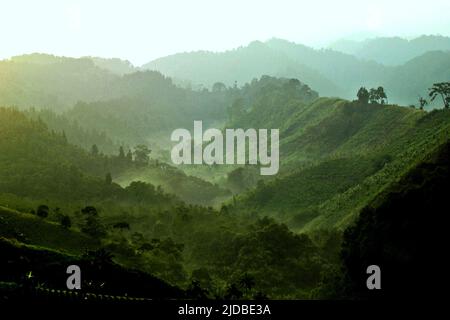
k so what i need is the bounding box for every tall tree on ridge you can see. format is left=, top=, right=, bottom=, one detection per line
left=357, top=87, right=370, bottom=104
left=429, top=82, right=450, bottom=108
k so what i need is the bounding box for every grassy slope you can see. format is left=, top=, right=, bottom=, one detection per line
left=233, top=98, right=450, bottom=231
left=0, top=236, right=184, bottom=299
left=0, top=205, right=98, bottom=254
left=305, top=108, right=450, bottom=230
left=281, top=100, right=424, bottom=164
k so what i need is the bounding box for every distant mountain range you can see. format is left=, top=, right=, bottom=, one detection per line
left=142, top=36, right=450, bottom=107
left=329, top=35, right=450, bottom=65
left=1, top=35, right=449, bottom=110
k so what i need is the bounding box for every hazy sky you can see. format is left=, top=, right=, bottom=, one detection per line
left=1, top=0, right=449, bottom=65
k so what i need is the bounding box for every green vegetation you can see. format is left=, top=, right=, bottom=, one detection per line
left=429, top=82, right=450, bottom=108
left=329, top=139, right=450, bottom=299
left=1, top=44, right=450, bottom=300
left=230, top=97, right=450, bottom=231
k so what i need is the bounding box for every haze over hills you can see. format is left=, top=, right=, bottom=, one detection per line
left=2, top=35, right=449, bottom=110
left=330, top=35, right=450, bottom=65
left=1, top=33, right=450, bottom=300
left=0, top=54, right=120, bottom=110
left=143, top=35, right=450, bottom=106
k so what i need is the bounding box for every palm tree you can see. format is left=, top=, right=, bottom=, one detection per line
left=238, top=273, right=255, bottom=291
left=429, top=82, right=450, bottom=108
left=84, top=248, right=114, bottom=267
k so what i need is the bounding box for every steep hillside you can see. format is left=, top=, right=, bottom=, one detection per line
left=230, top=98, right=450, bottom=231
left=0, top=237, right=184, bottom=300
left=305, top=108, right=450, bottom=230
left=337, top=138, right=450, bottom=298
left=0, top=107, right=179, bottom=206
left=225, top=87, right=427, bottom=167
left=0, top=205, right=185, bottom=300
left=0, top=205, right=97, bottom=254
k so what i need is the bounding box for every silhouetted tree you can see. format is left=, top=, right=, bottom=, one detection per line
left=357, top=87, right=370, bottom=104
left=105, top=172, right=112, bottom=184
left=82, top=216, right=106, bottom=239
left=224, top=283, right=243, bottom=300
left=83, top=248, right=114, bottom=266
left=418, top=96, right=428, bottom=110
left=61, top=215, right=71, bottom=229
left=369, top=88, right=378, bottom=104
left=186, top=280, right=209, bottom=299
left=133, top=145, right=151, bottom=166
left=220, top=205, right=229, bottom=215
left=367, top=86, right=387, bottom=104
left=118, top=146, right=125, bottom=158
left=126, top=149, right=133, bottom=162
left=429, top=82, right=450, bottom=108
left=91, top=144, right=99, bottom=156
left=212, top=82, right=227, bottom=92
left=36, top=205, right=49, bottom=218
left=81, top=206, right=98, bottom=216
left=238, top=273, right=255, bottom=292
left=80, top=206, right=106, bottom=239
left=376, top=86, right=387, bottom=104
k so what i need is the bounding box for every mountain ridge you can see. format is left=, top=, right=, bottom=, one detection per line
left=142, top=37, right=450, bottom=106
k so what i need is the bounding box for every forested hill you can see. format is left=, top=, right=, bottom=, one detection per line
left=229, top=95, right=450, bottom=231
left=0, top=54, right=236, bottom=150
left=0, top=107, right=178, bottom=206
left=0, top=54, right=232, bottom=123
left=0, top=107, right=341, bottom=298
left=0, top=54, right=118, bottom=110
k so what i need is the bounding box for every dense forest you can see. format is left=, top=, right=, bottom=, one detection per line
left=1, top=35, right=450, bottom=301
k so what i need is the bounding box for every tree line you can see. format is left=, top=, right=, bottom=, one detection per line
left=356, top=82, right=450, bottom=109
